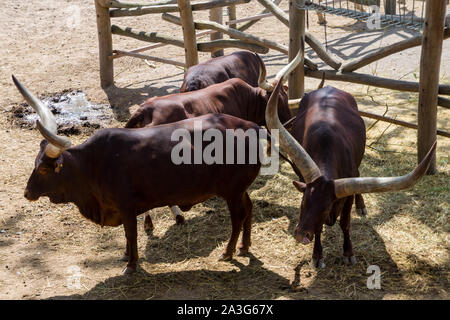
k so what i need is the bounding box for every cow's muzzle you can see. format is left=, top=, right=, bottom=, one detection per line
left=24, top=189, right=38, bottom=201
left=294, top=228, right=313, bottom=245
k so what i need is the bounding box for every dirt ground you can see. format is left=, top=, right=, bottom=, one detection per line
left=0, top=0, right=448, bottom=300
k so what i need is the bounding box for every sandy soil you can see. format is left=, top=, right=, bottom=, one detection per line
left=0, top=0, right=449, bottom=300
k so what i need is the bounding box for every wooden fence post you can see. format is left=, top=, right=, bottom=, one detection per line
left=384, top=0, right=396, bottom=15
left=210, top=7, right=224, bottom=57
left=228, top=5, right=237, bottom=30
left=418, top=0, right=447, bottom=174
left=95, top=0, right=114, bottom=88
left=177, top=0, right=199, bottom=67
left=288, top=0, right=305, bottom=100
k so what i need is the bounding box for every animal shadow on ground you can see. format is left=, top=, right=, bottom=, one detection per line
left=103, top=75, right=182, bottom=122
left=47, top=253, right=291, bottom=299
left=311, top=25, right=419, bottom=66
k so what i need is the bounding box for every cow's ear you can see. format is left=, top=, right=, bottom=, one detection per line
left=54, top=156, right=64, bottom=173
left=293, top=181, right=306, bottom=193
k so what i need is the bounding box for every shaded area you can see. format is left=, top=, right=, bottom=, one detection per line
left=48, top=254, right=290, bottom=300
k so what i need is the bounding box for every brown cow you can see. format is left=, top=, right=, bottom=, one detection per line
left=126, top=50, right=305, bottom=232
left=265, top=75, right=436, bottom=268
left=180, top=51, right=261, bottom=92
left=14, top=75, right=264, bottom=274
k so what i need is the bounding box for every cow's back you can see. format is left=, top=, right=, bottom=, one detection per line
left=292, top=86, right=366, bottom=177
left=93, top=114, right=262, bottom=212
left=180, top=51, right=260, bottom=92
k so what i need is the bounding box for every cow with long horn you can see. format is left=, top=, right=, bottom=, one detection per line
left=265, top=73, right=436, bottom=268
left=14, top=75, right=265, bottom=274
left=126, top=50, right=306, bottom=233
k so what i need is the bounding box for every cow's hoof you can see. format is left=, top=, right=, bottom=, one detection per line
left=175, top=215, right=186, bottom=225
left=237, top=248, right=249, bottom=257
left=343, top=256, right=357, bottom=265
left=122, top=266, right=136, bottom=275
left=356, top=208, right=367, bottom=217
left=312, top=258, right=326, bottom=269
left=119, top=254, right=129, bottom=262
left=218, top=253, right=233, bottom=261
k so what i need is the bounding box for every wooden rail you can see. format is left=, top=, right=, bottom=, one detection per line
left=111, top=25, right=269, bottom=53
left=305, top=68, right=450, bottom=96
left=109, top=0, right=250, bottom=17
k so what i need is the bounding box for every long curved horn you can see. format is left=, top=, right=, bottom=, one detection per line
left=334, top=141, right=437, bottom=199
left=274, top=38, right=305, bottom=85
left=12, top=75, right=57, bottom=133
left=288, top=98, right=302, bottom=106
left=12, top=75, right=71, bottom=158
left=256, top=53, right=274, bottom=92
left=265, top=76, right=322, bottom=183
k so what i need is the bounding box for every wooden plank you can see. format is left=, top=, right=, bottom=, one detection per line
left=95, top=0, right=114, bottom=88
left=288, top=0, right=305, bottom=100
left=227, top=5, right=237, bottom=30
left=163, top=14, right=289, bottom=54
left=111, top=30, right=214, bottom=59
left=109, top=0, right=250, bottom=17
left=162, top=13, right=318, bottom=69
left=111, top=25, right=268, bottom=53
left=111, top=25, right=185, bottom=47
left=177, top=0, right=199, bottom=67
left=304, top=68, right=450, bottom=95
left=197, top=39, right=269, bottom=53
left=418, top=0, right=447, bottom=174
left=104, top=0, right=176, bottom=8
left=113, top=50, right=186, bottom=67
left=438, top=96, right=450, bottom=109
left=286, top=109, right=450, bottom=138
left=210, top=8, right=224, bottom=57
left=359, top=111, right=450, bottom=138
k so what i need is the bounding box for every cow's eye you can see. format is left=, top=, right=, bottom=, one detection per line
left=38, top=166, right=50, bottom=175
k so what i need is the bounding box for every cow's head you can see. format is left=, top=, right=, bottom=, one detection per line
left=265, top=76, right=436, bottom=245
left=125, top=105, right=150, bottom=128
left=12, top=76, right=73, bottom=204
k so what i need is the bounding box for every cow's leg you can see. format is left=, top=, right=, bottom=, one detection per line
left=312, top=231, right=325, bottom=269
left=143, top=212, right=154, bottom=234
left=122, top=214, right=139, bottom=275
left=219, top=192, right=247, bottom=261
left=170, top=206, right=186, bottom=225
left=340, top=196, right=356, bottom=265
left=355, top=194, right=367, bottom=216
left=237, top=192, right=253, bottom=256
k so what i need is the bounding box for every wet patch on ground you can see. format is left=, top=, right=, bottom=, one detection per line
left=8, top=90, right=115, bottom=135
